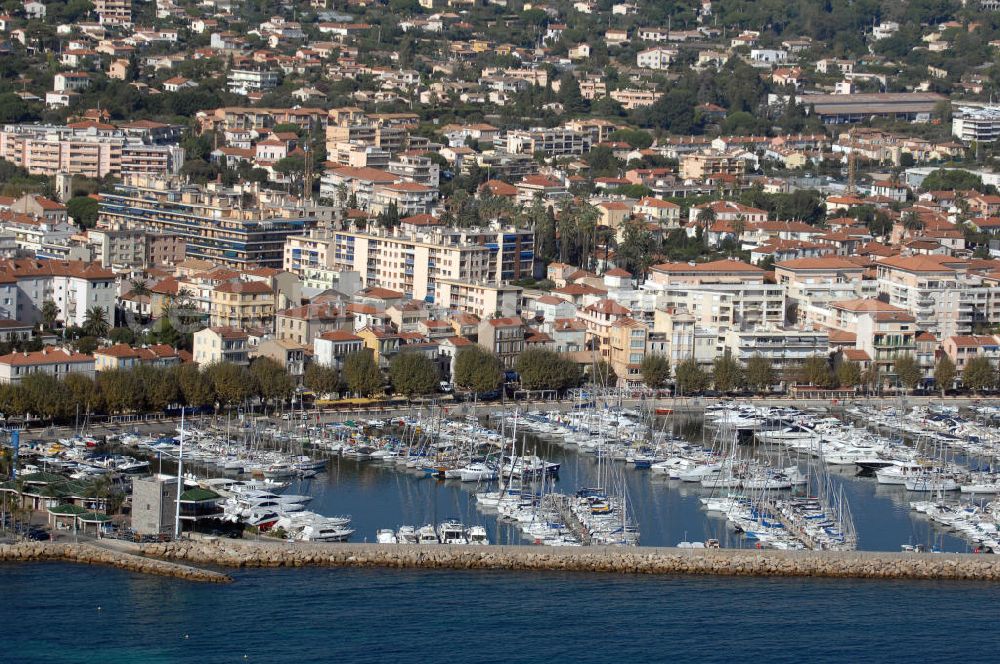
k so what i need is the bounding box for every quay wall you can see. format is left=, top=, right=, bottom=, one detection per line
left=137, top=540, right=1000, bottom=582
left=0, top=542, right=232, bottom=583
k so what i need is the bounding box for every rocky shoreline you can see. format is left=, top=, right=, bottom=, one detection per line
left=6, top=540, right=1000, bottom=582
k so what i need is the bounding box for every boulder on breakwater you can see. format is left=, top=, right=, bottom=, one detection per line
left=0, top=542, right=231, bottom=583
left=134, top=540, right=1000, bottom=582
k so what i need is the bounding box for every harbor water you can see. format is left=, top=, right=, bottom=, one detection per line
left=3, top=562, right=1000, bottom=663
left=297, top=426, right=968, bottom=552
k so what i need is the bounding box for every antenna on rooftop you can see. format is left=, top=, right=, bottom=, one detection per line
left=304, top=142, right=313, bottom=203
left=846, top=126, right=857, bottom=196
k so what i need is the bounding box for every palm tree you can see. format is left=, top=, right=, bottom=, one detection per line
left=41, top=300, right=59, bottom=331
left=129, top=277, right=151, bottom=298
left=83, top=306, right=110, bottom=339
left=901, top=210, right=923, bottom=237
left=129, top=278, right=151, bottom=323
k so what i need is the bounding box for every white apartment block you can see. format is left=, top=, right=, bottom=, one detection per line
left=284, top=225, right=533, bottom=303
left=227, top=69, right=280, bottom=96
left=0, top=124, right=184, bottom=178
left=506, top=128, right=591, bottom=157
left=0, top=348, right=96, bottom=385
left=952, top=106, right=1000, bottom=144
left=1, top=259, right=117, bottom=328
left=723, top=327, right=829, bottom=375
left=646, top=282, right=786, bottom=331
left=636, top=47, right=677, bottom=70
left=435, top=279, right=522, bottom=319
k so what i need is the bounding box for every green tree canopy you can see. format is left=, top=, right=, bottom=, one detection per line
left=516, top=348, right=581, bottom=391
left=799, top=356, right=834, bottom=388
left=343, top=351, right=383, bottom=397
left=893, top=353, right=922, bottom=392
left=640, top=354, right=670, bottom=389
left=66, top=196, right=99, bottom=229
left=82, top=307, right=110, bottom=338
left=304, top=363, right=341, bottom=397
left=250, top=357, right=295, bottom=403
left=963, top=356, right=995, bottom=393
left=745, top=355, right=776, bottom=393
left=674, top=358, right=710, bottom=395
left=836, top=360, right=862, bottom=389
left=390, top=352, right=439, bottom=398
left=933, top=356, right=957, bottom=396
left=204, top=362, right=252, bottom=406
left=453, top=346, right=503, bottom=394
left=712, top=354, right=743, bottom=393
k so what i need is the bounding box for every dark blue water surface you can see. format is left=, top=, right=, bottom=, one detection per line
left=3, top=563, right=1000, bottom=663
left=298, top=432, right=967, bottom=552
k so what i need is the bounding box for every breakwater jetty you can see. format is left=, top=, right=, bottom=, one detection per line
left=0, top=542, right=232, bottom=583
left=137, top=540, right=1000, bottom=581
left=7, top=540, right=1000, bottom=582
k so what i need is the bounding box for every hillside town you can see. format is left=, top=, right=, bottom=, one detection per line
left=2, top=0, right=1000, bottom=407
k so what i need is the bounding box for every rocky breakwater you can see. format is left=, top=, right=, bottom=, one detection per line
left=0, top=542, right=232, bottom=583
left=137, top=540, right=1000, bottom=581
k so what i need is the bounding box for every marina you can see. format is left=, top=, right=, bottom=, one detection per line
left=9, top=400, right=1000, bottom=554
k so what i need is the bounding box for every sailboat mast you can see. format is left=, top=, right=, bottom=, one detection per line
left=174, top=408, right=185, bottom=539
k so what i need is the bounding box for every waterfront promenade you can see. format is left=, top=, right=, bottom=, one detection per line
left=5, top=539, right=1000, bottom=583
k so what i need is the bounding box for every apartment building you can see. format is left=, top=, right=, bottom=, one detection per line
left=254, top=338, right=306, bottom=379
left=198, top=107, right=328, bottom=134
left=369, top=181, right=438, bottom=217
left=952, top=106, right=1000, bottom=144
left=387, top=155, right=439, bottom=187
left=0, top=124, right=184, bottom=178
left=435, top=279, right=522, bottom=319
left=313, top=329, right=365, bottom=371
left=192, top=327, right=250, bottom=366
left=93, top=343, right=181, bottom=371
left=505, top=128, right=592, bottom=157
left=634, top=197, right=681, bottom=226
left=941, top=335, right=1000, bottom=371
left=609, top=89, right=663, bottom=109
left=855, top=308, right=918, bottom=381
left=679, top=151, right=747, bottom=180
left=328, top=141, right=390, bottom=169
left=99, top=176, right=317, bottom=268
left=0, top=348, right=95, bottom=385
left=478, top=317, right=525, bottom=369
left=650, top=283, right=786, bottom=331
left=86, top=229, right=186, bottom=268
left=723, top=327, right=830, bottom=378
left=94, top=0, right=131, bottom=25
left=875, top=255, right=979, bottom=338
left=283, top=225, right=533, bottom=302
left=636, top=47, right=677, bottom=70
left=0, top=258, right=115, bottom=328
left=276, top=303, right=351, bottom=345
left=208, top=280, right=275, bottom=329
left=774, top=257, right=868, bottom=324
left=319, top=166, right=398, bottom=206
left=227, top=69, right=281, bottom=96
left=608, top=317, right=648, bottom=387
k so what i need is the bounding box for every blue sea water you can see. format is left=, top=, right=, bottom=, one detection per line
left=3, top=563, right=1000, bottom=663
